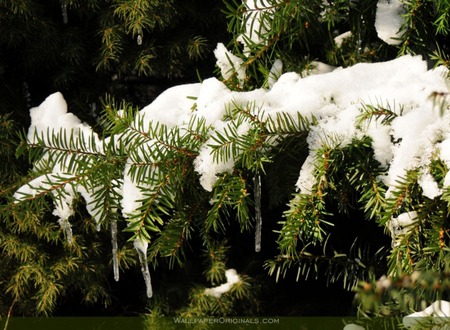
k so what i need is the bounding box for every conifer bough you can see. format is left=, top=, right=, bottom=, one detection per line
left=5, top=0, right=450, bottom=323
left=13, top=49, right=450, bottom=302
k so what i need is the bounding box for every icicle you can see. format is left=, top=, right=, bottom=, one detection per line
left=137, top=34, right=143, bottom=46
left=111, top=217, right=120, bottom=282
left=134, top=238, right=153, bottom=298
left=61, top=0, right=68, bottom=24
left=58, top=217, right=73, bottom=244
left=253, top=174, right=262, bottom=252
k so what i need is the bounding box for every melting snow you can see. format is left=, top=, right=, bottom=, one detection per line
left=204, top=269, right=240, bottom=298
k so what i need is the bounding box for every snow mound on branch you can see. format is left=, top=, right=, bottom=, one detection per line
left=15, top=49, right=450, bottom=246
left=204, top=269, right=240, bottom=298
left=214, top=43, right=246, bottom=87
left=403, top=300, right=450, bottom=328
left=375, top=0, right=405, bottom=45
left=236, top=0, right=277, bottom=55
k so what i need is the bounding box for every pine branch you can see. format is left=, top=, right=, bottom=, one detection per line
left=266, top=238, right=387, bottom=290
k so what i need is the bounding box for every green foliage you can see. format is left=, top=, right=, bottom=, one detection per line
left=0, top=0, right=227, bottom=123
left=0, top=114, right=141, bottom=316
left=178, top=274, right=256, bottom=318
left=222, top=0, right=449, bottom=90
left=356, top=268, right=450, bottom=317
left=2, top=0, right=450, bottom=325
left=223, top=0, right=382, bottom=88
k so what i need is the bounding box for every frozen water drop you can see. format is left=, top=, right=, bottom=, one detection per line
left=253, top=174, right=262, bottom=252
left=134, top=238, right=153, bottom=298
left=58, top=217, right=73, bottom=244
left=111, top=217, right=119, bottom=282
left=137, top=34, right=143, bottom=46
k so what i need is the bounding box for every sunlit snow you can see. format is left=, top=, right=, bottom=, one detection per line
left=204, top=269, right=240, bottom=298
left=14, top=44, right=449, bottom=300
left=375, top=0, right=405, bottom=45
left=403, top=300, right=450, bottom=329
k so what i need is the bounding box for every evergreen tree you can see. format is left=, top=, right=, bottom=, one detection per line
left=0, top=0, right=227, bottom=121
left=0, top=0, right=229, bottom=318
left=1, top=0, right=450, bottom=329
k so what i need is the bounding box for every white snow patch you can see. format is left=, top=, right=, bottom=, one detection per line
left=301, top=61, right=336, bottom=77
left=334, top=31, right=352, bottom=47
left=268, top=59, right=283, bottom=88
left=389, top=211, right=419, bottom=245
left=366, top=121, right=393, bottom=167
left=375, top=0, right=405, bottom=45
left=236, top=0, right=277, bottom=55
left=343, top=324, right=365, bottom=330
left=403, top=300, right=450, bottom=329
left=28, top=92, right=100, bottom=149
left=214, top=43, right=246, bottom=86
left=418, top=172, right=442, bottom=200
left=204, top=269, right=241, bottom=298
left=139, top=83, right=201, bottom=128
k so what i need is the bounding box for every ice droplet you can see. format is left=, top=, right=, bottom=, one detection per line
left=61, top=0, right=68, bottom=24
left=253, top=174, right=262, bottom=252
left=134, top=238, right=153, bottom=298
left=137, top=34, right=143, bottom=46
left=111, top=217, right=120, bottom=282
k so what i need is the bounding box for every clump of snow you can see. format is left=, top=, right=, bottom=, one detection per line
left=366, top=121, right=393, bottom=167
left=418, top=171, right=443, bottom=200
left=15, top=44, right=450, bottom=300
left=14, top=93, right=109, bottom=243
left=236, top=0, right=277, bottom=55
left=268, top=59, right=283, bottom=88
left=334, top=31, right=352, bottom=48
left=295, top=155, right=316, bottom=194
left=195, top=146, right=235, bottom=192
left=301, top=61, right=336, bottom=77
left=139, top=83, right=201, bottom=128
left=18, top=53, right=450, bottom=220
left=214, top=43, right=246, bottom=86
left=121, top=160, right=146, bottom=217
left=376, top=275, right=392, bottom=290
left=343, top=324, right=365, bottom=330
left=375, top=0, right=405, bottom=45
left=403, top=300, right=450, bottom=329
left=389, top=211, right=419, bottom=245
left=28, top=92, right=99, bottom=147
left=204, top=269, right=241, bottom=298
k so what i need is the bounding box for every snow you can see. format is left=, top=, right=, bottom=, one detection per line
left=236, top=0, right=277, bottom=55
left=334, top=31, right=352, bottom=48
left=343, top=324, right=365, bottom=330
left=139, top=83, right=201, bottom=128
left=14, top=43, right=450, bottom=299
left=301, top=61, right=336, bottom=77
left=27, top=92, right=99, bottom=147
left=366, top=121, right=393, bottom=167
left=121, top=160, right=146, bottom=217
left=268, top=59, right=283, bottom=88
left=18, top=51, right=449, bottom=217
left=403, top=300, right=450, bottom=329
left=389, top=211, right=419, bottom=245
left=214, top=43, right=246, bottom=87
left=204, top=269, right=241, bottom=298
left=375, top=0, right=405, bottom=45
left=418, top=171, right=443, bottom=200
